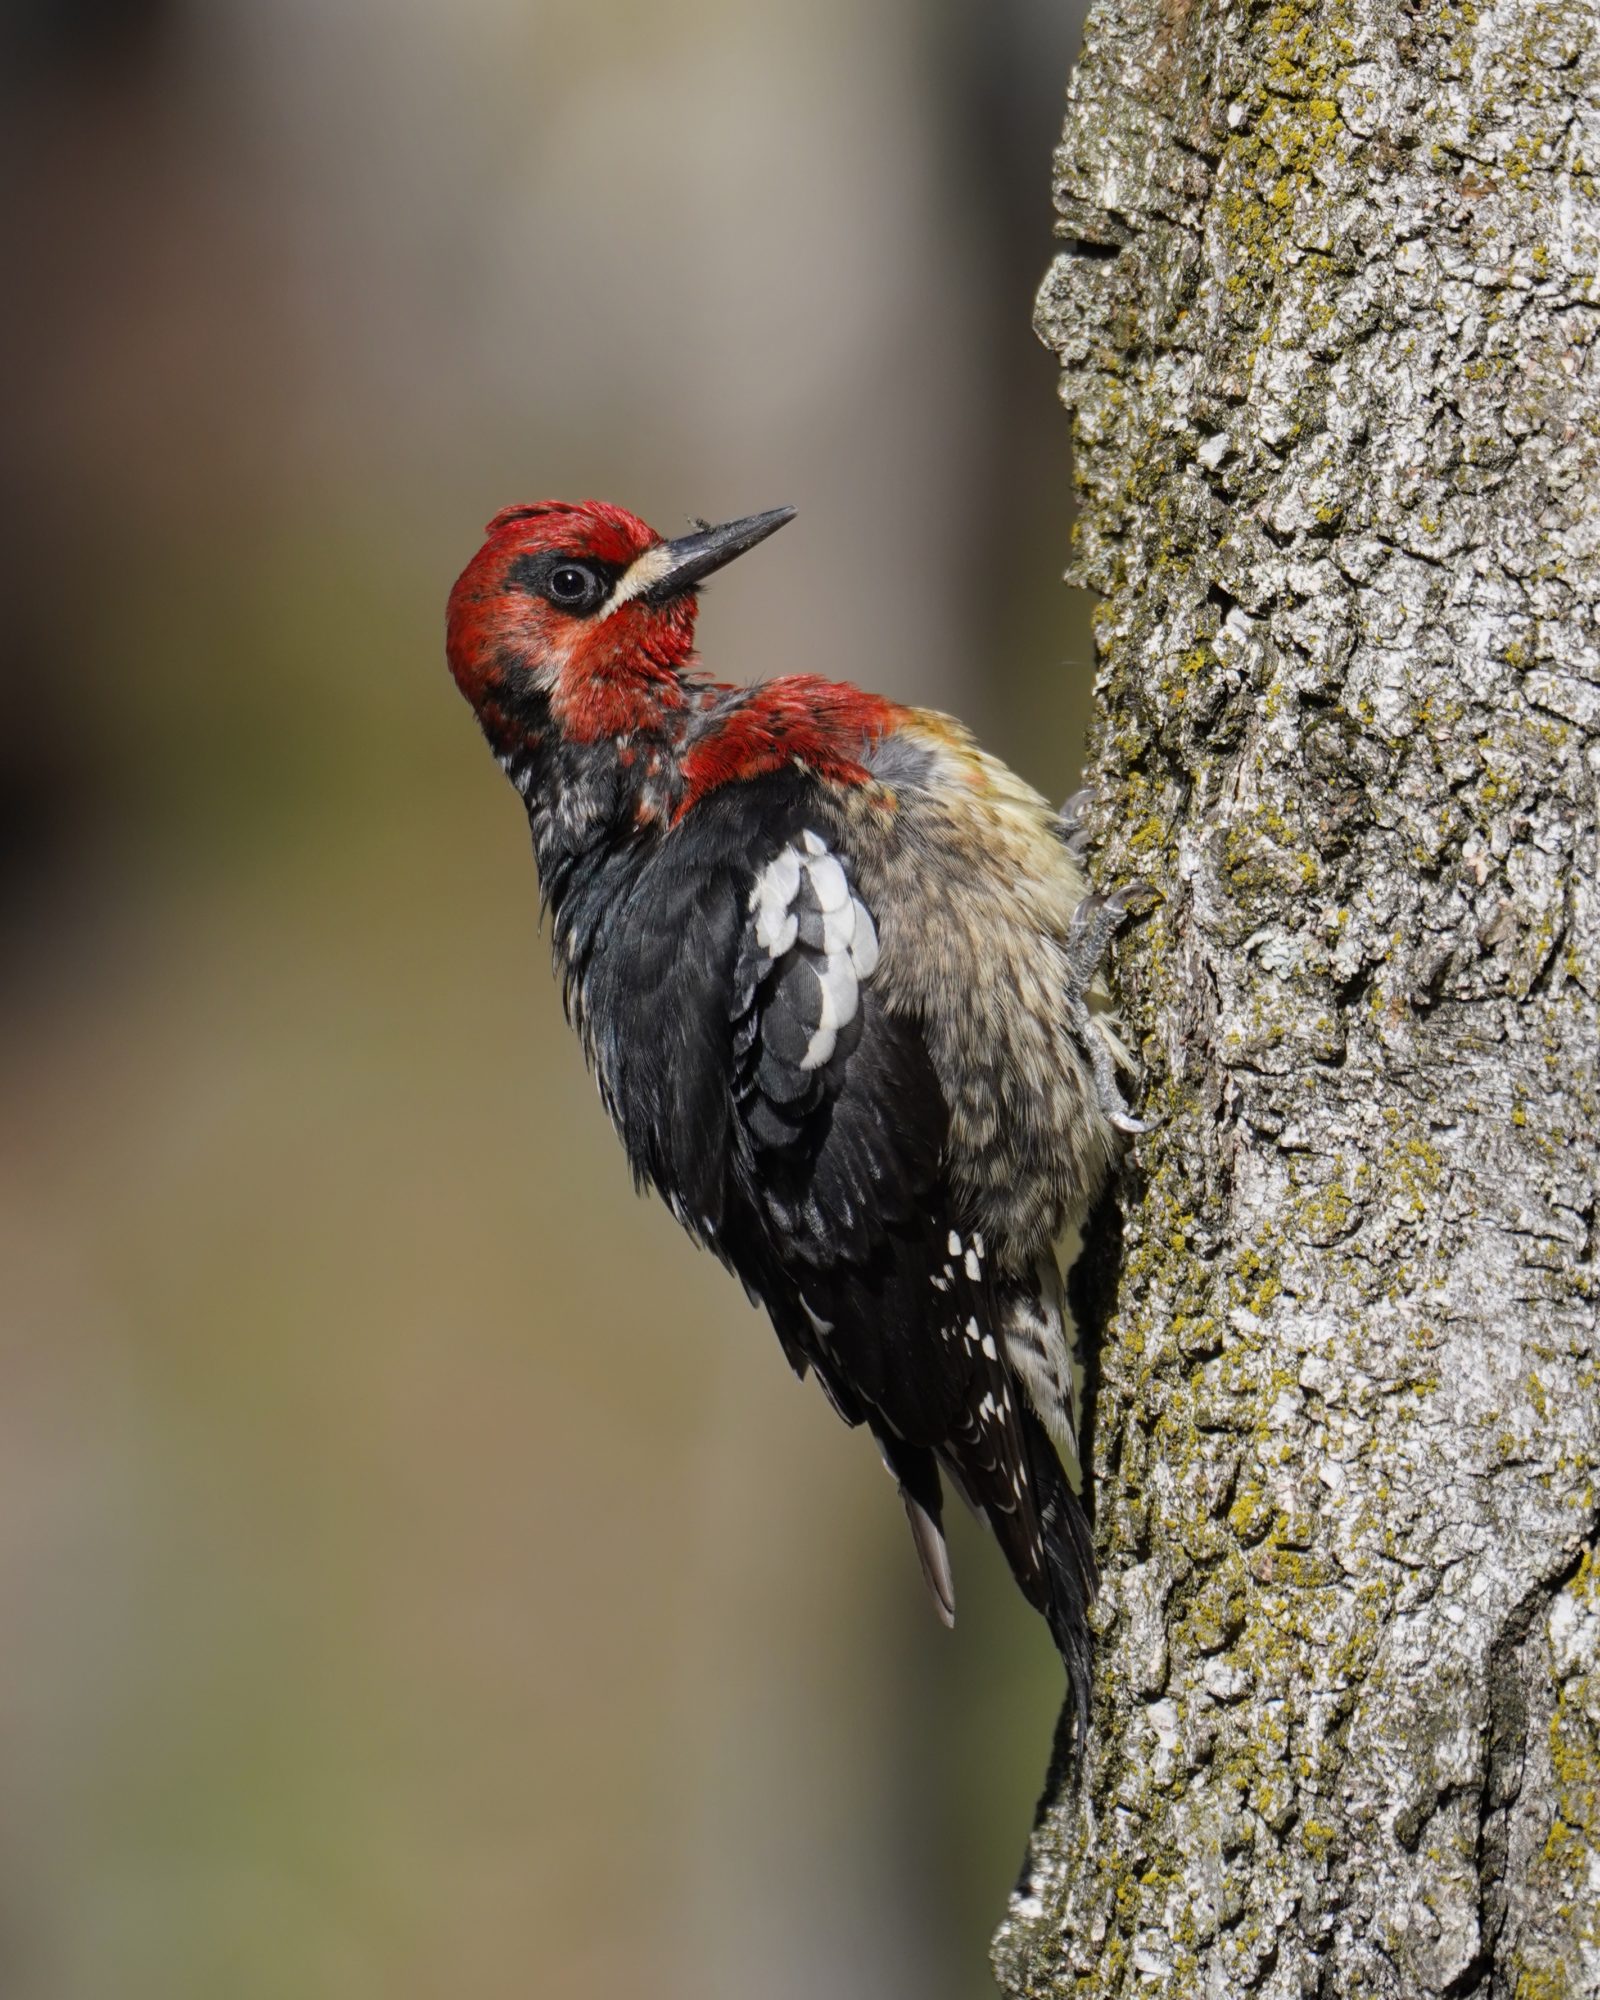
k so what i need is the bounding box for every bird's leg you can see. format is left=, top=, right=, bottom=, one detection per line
left=1064, top=886, right=1150, bottom=1136
left=1063, top=885, right=1137, bottom=991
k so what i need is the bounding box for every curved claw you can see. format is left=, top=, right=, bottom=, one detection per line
left=1099, top=879, right=1159, bottom=922
left=1057, top=786, right=1095, bottom=828
left=1056, top=788, right=1095, bottom=860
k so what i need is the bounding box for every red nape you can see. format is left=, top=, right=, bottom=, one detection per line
left=675, top=677, right=903, bottom=816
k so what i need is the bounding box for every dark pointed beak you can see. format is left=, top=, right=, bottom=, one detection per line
left=642, top=507, right=796, bottom=603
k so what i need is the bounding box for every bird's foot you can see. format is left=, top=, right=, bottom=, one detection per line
left=1057, top=786, right=1096, bottom=860
left=1064, top=984, right=1150, bottom=1135
left=1064, top=883, right=1156, bottom=1136
left=1063, top=882, right=1151, bottom=990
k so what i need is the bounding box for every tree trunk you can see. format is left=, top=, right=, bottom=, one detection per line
left=995, top=0, right=1600, bottom=1993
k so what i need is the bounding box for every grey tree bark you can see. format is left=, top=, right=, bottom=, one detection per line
left=995, top=0, right=1600, bottom=1994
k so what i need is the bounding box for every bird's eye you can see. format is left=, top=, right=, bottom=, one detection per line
left=547, top=563, right=601, bottom=611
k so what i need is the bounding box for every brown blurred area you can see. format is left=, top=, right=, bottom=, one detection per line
left=0, top=2, right=1093, bottom=1994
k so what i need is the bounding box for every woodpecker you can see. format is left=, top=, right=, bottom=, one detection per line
left=446, top=500, right=1139, bottom=1729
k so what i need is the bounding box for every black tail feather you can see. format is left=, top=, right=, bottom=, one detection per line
left=936, top=1396, right=1098, bottom=1743
left=1022, top=1406, right=1098, bottom=1746
left=873, top=1428, right=956, bottom=1628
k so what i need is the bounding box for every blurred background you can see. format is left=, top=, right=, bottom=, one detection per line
left=0, top=1, right=1096, bottom=1994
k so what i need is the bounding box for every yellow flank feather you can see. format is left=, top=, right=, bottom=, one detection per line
left=840, top=707, right=1132, bottom=1265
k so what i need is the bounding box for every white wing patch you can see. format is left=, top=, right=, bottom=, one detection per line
left=748, top=829, right=880, bottom=1074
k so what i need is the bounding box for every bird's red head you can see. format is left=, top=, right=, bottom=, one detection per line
left=446, top=499, right=794, bottom=748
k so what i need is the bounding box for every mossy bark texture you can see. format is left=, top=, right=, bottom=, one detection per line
left=997, top=0, right=1600, bottom=1993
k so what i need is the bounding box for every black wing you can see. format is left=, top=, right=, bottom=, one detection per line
left=717, top=814, right=1094, bottom=1699
left=556, top=781, right=1092, bottom=1701
left=553, top=792, right=752, bottom=1238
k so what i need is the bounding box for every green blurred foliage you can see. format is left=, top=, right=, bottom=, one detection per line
left=1, top=2, right=1093, bottom=1994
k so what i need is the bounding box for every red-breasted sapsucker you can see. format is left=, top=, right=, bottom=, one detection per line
left=446, top=500, right=1139, bottom=1726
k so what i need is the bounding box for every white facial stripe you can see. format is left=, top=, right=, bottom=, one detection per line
left=601, top=544, right=679, bottom=617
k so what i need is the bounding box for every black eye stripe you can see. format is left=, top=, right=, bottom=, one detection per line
left=505, top=551, right=624, bottom=615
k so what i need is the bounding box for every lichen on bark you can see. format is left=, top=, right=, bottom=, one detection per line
left=995, top=0, right=1600, bottom=1992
